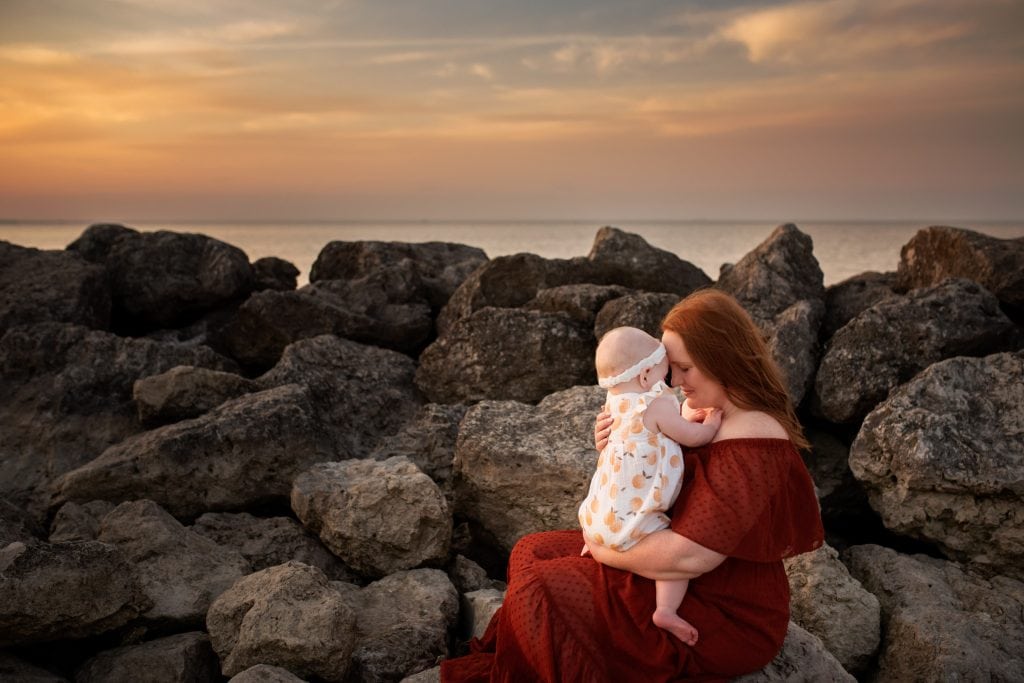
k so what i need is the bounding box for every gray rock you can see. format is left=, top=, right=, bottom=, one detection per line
left=849, top=352, right=1024, bottom=577
left=55, top=384, right=331, bottom=519
left=462, top=588, right=504, bottom=639
left=0, top=540, right=148, bottom=646
left=593, top=291, right=680, bottom=340
left=734, top=621, right=855, bottom=682
left=0, top=498, right=42, bottom=545
left=291, top=457, right=451, bottom=579
left=844, top=544, right=1024, bottom=682
left=206, top=562, right=358, bottom=682
left=369, top=403, right=467, bottom=500
left=821, top=271, right=899, bottom=342
left=454, top=385, right=603, bottom=551
left=416, top=307, right=594, bottom=404
left=447, top=555, right=497, bottom=595
left=66, top=222, right=138, bottom=262
left=252, top=256, right=300, bottom=292
left=75, top=631, right=220, bottom=683
left=133, top=365, right=258, bottom=426
left=814, top=278, right=1021, bottom=424
left=229, top=664, right=307, bottom=682
left=784, top=543, right=880, bottom=674
left=587, top=226, right=711, bottom=296
left=0, top=652, right=67, bottom=682
left=400, top=667, right=440, bottom=683
left=48, top=500, right=115, bottom=542
left=525, top=284, right=630, bottom=327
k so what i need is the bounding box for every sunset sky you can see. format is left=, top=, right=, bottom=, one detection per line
left=1, top=0, right=1022, bottom=221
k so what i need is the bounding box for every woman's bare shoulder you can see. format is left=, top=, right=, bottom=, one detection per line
left=715, top=410, right=788, bottom=440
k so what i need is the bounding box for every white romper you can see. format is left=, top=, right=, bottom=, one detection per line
left=578, top=380, right=685, bottom=552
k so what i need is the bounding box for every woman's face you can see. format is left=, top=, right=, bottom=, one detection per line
left=661, top=330, right=726, bottom=409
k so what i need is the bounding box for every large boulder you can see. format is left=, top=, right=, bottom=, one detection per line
left=416, top=307, right=594, bottom=404
left=206, top=562, right=358, bottom=682
left=0, top=323, right=235, bottom=524
left=75, top=631, right=220, bottom=683
left=291, top=457, right=451, bottom=579
left=252, top=256, right=299, bottom=292
left=586, top=226, right=711, bottom=297
left=54, top=384, right=333, bottom=519
left=820, top=271, right=899, bottom=342
left=733, top=621, right=855, bottom=682
left=525, top=284, right=630, bottom=328
left=716, top=224, right=826, bottom=406
left=0, top=241, right=110, bottom=334
left=814, top=278, right=1021, bottom=424
left=0, top=498, right=42, bottom=545
left=369, top=403, right=468, bottom=500
left=133, top=365, right=258, bottom=426
left=593, top=292, right=680, bottom=340
left=844, top=544, right=1024, bottom=682
left=849, top=352, right=1024, bottom=577
left=48, top=500, right=115, bottom=542
left=454, top=385, right=603, bottom=551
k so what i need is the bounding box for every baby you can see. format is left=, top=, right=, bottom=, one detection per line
left=579, top=326, right=721, bottom=645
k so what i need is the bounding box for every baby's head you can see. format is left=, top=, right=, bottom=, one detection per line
left=596, top=326, right=669, bottom=390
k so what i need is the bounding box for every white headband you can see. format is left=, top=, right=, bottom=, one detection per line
left=598, top=343, right=666, bottom=389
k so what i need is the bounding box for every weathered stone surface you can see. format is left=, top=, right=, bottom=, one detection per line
left=844, top=544, right=1024, bottom=682
left=454, top=385, right=603, bottom=551
left=733, top=621, right=855, bottom=682
left=206, top=562, right=357, bottom=682
left=849, top=352, right=1024, bottom=577
left=48, top=500, right=115, bottom=542
left=897, top=225, right=1024, bottom=319
left=447, top=555, right=499, bottom=595
left=75, top=631, right=220, bottom=683
left=191, top=512, right=356, bottom=583
left=97, top=500, right=250, bottom=626
left=0, top=652, right=67, bottom=682
left=229, top=664, right=307, bottom=682
left=347, top=569, right=459, bottom=683
left=587, top=226, right=711, bottom=296
left=0, top=498, right=42, bottom=545
left=814, top=278, right=1021, bottom=424
left=252, top=256, right=299, bottom=292
left=133, top=365, right=258, bottom=426
left=821, top=271, right=899, bottom=341
left=0, top=540, right=148, bottom=646
left=66, top=222, right=138, bottom=262
left=593, top=291, right=680, bottom=340
left=803, top=426, right=869, bottom=526
left=525, top=283, right=630, bottom=327
left=417, top=307, right=594, bottom=404
left=784, top=544, right=880, bottom=674
left=55, top=384, right=332, bottom=519
left=369, top=403, right=467, bottom=500
left=0, top=323, right=235, bottom=524
left=257, top=334, right=422, bottom=457
left=0, top=241, right=110, bottom=334
left=462, top=589, right=504, bottom=639
left=400, top=667, right=440, bottom=683
left=291, top=457, right=451, bottom=578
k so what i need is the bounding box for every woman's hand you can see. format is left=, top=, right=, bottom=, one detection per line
left=594, top=409, right=612, bottom=451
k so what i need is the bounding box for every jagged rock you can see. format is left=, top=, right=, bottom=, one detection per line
left=844, top=544, right=1024, bottom=682
left=462, top=589, right=504, bottom=639
left=229, top=664, right=307, bottom=682
left=814, top=278, right=1021, bottom=424
left=0, top=241, right=110, bottom=334
left=784, top=543, right=880, bottom=674
left=416, top=307, right=594, bottom=404
left=190, top=512, right=357, bottom=583
left=0, top=540, right=148, bottom=646
left=55, top=384, right=332, bottom=519
left=347, top=569, right=459, bottom=683
left=716, top=224, right=826, bottom=405
left=525, top=284, right=630, bottom=327
left=133, top=365, right=258, bottom=425
left=733, top=621, right=855, bottom=682
left=48, top=500, right=115, bottom=542
left=369, top=403, right=467, bottom=500
left=0, top=323, right=234, bottom=524
left=206, top=562, right=357, bottom=682
left=75, top=631, right=220, bottom=683
left=897, top=225, right=1024, bottom=320
left=849, top=352, right=1024, bottom=577
left=594, top=292, right=681, bottom=340
left=66, top=223, right=138, bottom=262
left=257, top=334, right=422, bottom=457
left=252, top=256, right=299, bottom=291
left=447, top=555, right=498, bottom=595
left=586, top=226, right=711, bottom=296
left=0, top=652, right=67, bottom=682
left=454, top=385, right=603, bottom=551
left=821, top=271, right=899, bottom=341
left=291, top=457, right=451, bottom=578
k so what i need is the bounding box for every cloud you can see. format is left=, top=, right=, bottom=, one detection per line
left=0, top=45, right=79, bottom=65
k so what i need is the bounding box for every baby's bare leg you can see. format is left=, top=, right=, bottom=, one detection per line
left=652, top=579, right=698, bottom=645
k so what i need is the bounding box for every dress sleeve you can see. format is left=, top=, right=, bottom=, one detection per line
left=670, top=439, right=824, bottom=562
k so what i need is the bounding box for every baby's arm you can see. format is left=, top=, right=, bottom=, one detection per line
left=646, top=395, right=721, bottom=447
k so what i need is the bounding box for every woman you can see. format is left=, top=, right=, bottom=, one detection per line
left=441, top=289, right=824, bottom=682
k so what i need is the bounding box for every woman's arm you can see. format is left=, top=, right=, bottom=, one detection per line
left=587, top=529, right=727, bottom=581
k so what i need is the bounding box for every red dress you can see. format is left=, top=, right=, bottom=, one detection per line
left=441, top=438, right=824, bottom=682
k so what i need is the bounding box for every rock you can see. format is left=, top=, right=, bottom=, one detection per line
left=291, top=457, right=451, bottom=579
left=784, top=543, right=880, bottom=674
left=55, top=384, right=332, bottom=519
left=0, top=323, right=234, bottom=524
left=252, top=256, right=299, bottom=291
left=229, top=664, right=307, bottom=682
left=587, top=226, right=711, bottom=296
left=400, top=667, right=440, bottom=683
left=462, top=588, right=504, bottom=639
left=897, top=225, right=1024, bottom=320
left=803, top=426, right=870, bottom=528
left=0, top=540, right=148, bottom=646
left=733, top=621, right=855, bottom=682
left=48, top=500, right=115, bottom=542
left=347, top=569, right=459, bottom=683
left=454, top=385, right=604, bottom=551
left=814, top=278, right=1021, bottom=424
left=447, top=555, right=497, bottom=595
left=257, top=334, right=422, bottom=457
left=66, top=222, right=138, bottom=262
left=0, top=652, right=67, bottom=682
left=0, top=498, right=42, bottom=545
left=821, top=271, right=899, bottom=342
left=593, top=292, right=682, bottom=340
left=97, top=500, right=250, bottom=626
left=416, top=307, right=595, bottom=404
left=526, top=284, right=630, bottom=327
left=206, top=562, right=358, bottom=682
left=190, top=512, right=357, bottom=583
left=716, top=224, right=826, bottom=405
left=369, top=403, right=467, bottom=500
left=133, top=365, right=258, bottom=426
left=75, top=631, right=220, bottom=683
left=844, top=544, right=1024, bottom=682
left=0, top=241, right=110, bottom=334
left=849, top=352, right=1024, bottom=577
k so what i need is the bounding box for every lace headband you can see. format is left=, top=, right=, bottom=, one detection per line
left=598, top=343, right=666, bottom=389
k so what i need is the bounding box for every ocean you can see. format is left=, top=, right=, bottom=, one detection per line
left=2, top=220, right=1022, bottom=287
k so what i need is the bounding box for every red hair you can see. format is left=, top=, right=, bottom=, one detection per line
left=661, top=288, right=809, bottom=450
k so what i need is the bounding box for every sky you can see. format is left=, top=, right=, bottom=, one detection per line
left=1, top=0, right=1022, bottom=221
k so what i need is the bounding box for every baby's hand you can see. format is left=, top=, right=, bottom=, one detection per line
left=702, top=408, right=723, bottom=430
left=594, top=409, right=612, bottom=451
left=680, top=400, right=705, bottom=423
left=581, top=541, right=592, bottom=557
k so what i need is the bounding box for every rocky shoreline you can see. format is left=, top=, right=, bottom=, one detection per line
left=1, top=223, right=1022, bottom=681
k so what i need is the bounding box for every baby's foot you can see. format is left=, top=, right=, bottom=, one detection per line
left=652, top=608, right=699, bottom=646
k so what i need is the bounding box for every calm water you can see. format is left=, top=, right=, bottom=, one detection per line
left=2, top=220, right=1022, bottom=286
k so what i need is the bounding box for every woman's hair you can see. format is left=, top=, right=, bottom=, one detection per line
left=661, top=288, right=810, bottom=450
